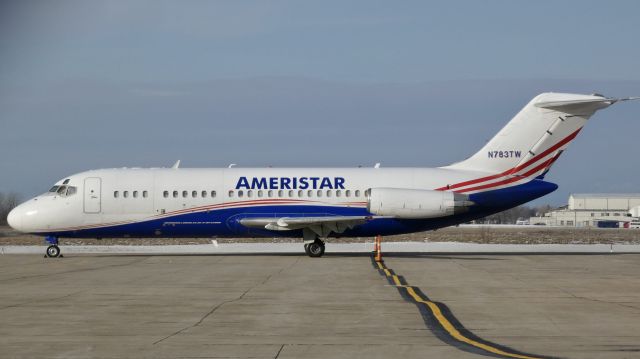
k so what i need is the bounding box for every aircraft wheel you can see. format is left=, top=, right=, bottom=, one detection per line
left=304, top=243, right=311, bottom=256
left=307, top=240, right=325, bottom=258
left=46, top=245, right=61, bottom=258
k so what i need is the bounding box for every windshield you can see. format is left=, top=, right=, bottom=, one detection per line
left=49, top=185, right=77, bottom=197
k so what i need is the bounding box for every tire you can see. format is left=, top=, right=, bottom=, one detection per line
left=304, top=243, right=311, bottom=256
left=46, top=245, right=61, bottom=258
left=307, top=241, right=325, bottom=258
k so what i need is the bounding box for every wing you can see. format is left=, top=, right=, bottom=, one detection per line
left=239, top=215, right=387, bottom=238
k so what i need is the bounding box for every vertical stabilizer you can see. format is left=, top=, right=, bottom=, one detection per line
left=444, top=93, right=619, bottom=179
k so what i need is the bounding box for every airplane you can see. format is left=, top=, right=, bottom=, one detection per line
left=7, top=92, right=638, bottom=258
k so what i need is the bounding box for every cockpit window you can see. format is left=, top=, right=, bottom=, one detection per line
left=53, top=185, right=77, bottom=197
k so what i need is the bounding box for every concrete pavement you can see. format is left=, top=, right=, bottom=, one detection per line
left=0, top=253, right=639, bottom=358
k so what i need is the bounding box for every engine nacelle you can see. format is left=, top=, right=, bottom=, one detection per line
left=367, top=188, right=473, bottom=219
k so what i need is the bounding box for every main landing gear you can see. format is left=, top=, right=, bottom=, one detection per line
left=303, top=228, right=325, bottom=258
left=44, top=236, right=62, bottom=258
left=304, top=239, right=325, bottom=258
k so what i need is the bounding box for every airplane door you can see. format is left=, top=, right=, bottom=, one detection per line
left=84, top=177, right=102, bottom=213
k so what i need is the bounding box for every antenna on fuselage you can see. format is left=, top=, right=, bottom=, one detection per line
left=228, top=163, right=236, bottom=168
left=374, top=163, right=381, bottom=168
left=171, top=160, right=181, bottom=169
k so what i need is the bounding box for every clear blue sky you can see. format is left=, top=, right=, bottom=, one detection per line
left=1, top=1, right=639, bottom=205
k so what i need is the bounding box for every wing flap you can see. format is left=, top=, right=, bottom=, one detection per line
left=239, top=215, right=388, bottom=237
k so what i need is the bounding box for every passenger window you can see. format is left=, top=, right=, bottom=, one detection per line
left=247, top=190, right=253, bottom=198
left=346, top=190, right=351, bottom=197
left=336, top=190, right=341, bottom=197
left=268, top=190, right=273, bottom=198
left=182, top=191, right=188, bottom=198
left=258, top=190, right=264, bottom=198
left=298, top=190, right=303, bottom=197
left=173, top=191, right=178, bottom=198
left=133, top=191, right=138, bottom=198
left=192, top=190, right=197, bottom=198
left=228, top=190, right=234, bottom=198
left=288, top=190, right=294, bottom=197
left=163, top=191, right=168, bottom=198
left=238, top=190, right=244, bottom=198
left=211, top=191, right=216, bottom=198
left=202, top=190, right=207, bottom=198
left=278, top=190, right=284, bottom=197
left=317, top=190, right=322, bottom=197
left=114, top=191, right=119, bottom=198
left=355, top=190, right=361, bottom=197
left=307, top=190, right=313, bottom=197
left=326, top=190, right=331, bottom=197
left=364, top=189, right=370, bottom=197
left=124, top=191, right=129, bottom=198
left=143, top=191, right=148, bottom=198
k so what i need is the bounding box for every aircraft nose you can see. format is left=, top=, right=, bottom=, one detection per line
left=7, top=206, right=22, bottom=232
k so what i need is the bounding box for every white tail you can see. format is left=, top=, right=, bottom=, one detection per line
left=444, top=93, right=632, bottom=179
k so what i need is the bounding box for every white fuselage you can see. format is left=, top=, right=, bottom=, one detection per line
left=9, top=166, right=510, bottom=236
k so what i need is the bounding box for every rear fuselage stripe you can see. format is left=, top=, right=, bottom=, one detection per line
left=436, top=128, right=581, bottom=192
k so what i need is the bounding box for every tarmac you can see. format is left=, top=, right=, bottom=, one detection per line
left=3, top=241, right=640, bottom=255
left=1, top=250, right=640, bottom=359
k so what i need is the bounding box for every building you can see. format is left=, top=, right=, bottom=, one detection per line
left=529, top=194, right=640, bottom=227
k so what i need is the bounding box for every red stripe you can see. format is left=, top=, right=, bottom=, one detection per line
left=35, top=219, right=135, bottom=232
left=456, top=155, right=558, bottom=193
left=540, top=151, right=563, bottom=174
left=437, top=128, right=581, bottom=191
left=506, top=128, right=580, bottom=174
left=158, top=198, right=314, bottom=217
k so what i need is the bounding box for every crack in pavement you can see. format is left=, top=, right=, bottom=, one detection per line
left=261, top=257, right=300, bottom=286
left=0, top=256, right=149, bottom=283
left=153, top=258, right=297, bottom=346
left=153, top=287, right=252, bottom=345
left=559, top=288, right=640, bottom=312
left=0, top=290, right=86, bottom=311
left=273, top=344, right=285, bottom=359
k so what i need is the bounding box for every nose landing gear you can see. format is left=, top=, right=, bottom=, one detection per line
left=44, top=236, right=62, bottom=258
left=46, top=245, right=61, bottom=258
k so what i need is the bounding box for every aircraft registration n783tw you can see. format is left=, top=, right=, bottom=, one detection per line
left=7, top=93, right=638, bottom=257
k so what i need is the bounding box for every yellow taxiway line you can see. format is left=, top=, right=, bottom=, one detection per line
left=374, top=258, right=551, bottom=359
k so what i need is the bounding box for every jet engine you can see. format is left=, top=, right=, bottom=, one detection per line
left=367, top=188, right=474, bottom=219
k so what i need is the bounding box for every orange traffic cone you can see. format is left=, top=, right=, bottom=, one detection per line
left=375, top=235, right=382, bottom=262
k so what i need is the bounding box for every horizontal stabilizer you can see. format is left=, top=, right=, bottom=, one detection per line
left=535, top=96, right=640, bottom=114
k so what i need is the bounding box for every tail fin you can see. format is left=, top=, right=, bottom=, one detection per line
left=444, top=93, right=633, bottom=179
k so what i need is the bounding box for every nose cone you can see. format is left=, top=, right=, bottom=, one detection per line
left=7, top=206, right=22, bottom=232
